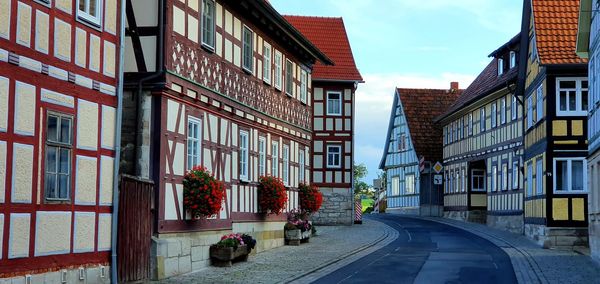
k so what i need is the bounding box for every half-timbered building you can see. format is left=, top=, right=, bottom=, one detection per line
left=284, top=16, right=363, bottom=225
left=380, top=84, right=461, bottom=216
left=122, top=0, right=332, bottom=279
left=0, top=0, right=122, bottom=282
left=576, top=0, right=600, bottom=264
left=520, top=0, right=589, bottom=248
left=437, top=36, right=524, bottom=232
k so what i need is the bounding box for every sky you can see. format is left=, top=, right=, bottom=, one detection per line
left=270, top=0, right=523, bottom=184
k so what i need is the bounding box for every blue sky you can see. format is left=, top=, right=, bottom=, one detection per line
left=270, top=0, right=523, bottom=184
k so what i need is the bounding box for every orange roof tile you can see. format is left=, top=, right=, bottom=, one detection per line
left=284, top=15, right=363, bottom=82
left=532, top=0, right=588, bottom=64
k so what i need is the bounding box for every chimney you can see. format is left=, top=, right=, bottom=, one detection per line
left=450, top=82, right=459, bottom=90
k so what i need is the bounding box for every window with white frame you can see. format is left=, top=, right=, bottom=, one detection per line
left=444, top=127, right=447, bottom=145
left=45, top=113, right=73, bottom=200
left=512, top=95, right=518, bottom=120
left=450, top=124, right=454, bottom=143
left=510, top=51, right=516, bottom=69
left=271, top=141, right=279, bottom=177
left=300, top=70, right=308, bottom=103
left=285, top=60, right=294, bottom=96
left=327, top=92, right=342, bottom=115
left=449, top=171, right=454, bottom=193
left=461, top=169, right=466, bottom=192
left=512, top=161, right=519, bottom=189
left=527, top=162, right=533, bottom=196
left=455, top=171, right=459, bottom=193
left=299, top=149, right=305, bottom=183
left=459, top=119, right=464, bottom=139
left=406, top=174, right=415, bottom=194
left=444, top=173, right=448, bottom=193
left=527, top=95, right=534, bottom=129
left=554, top=158, right=587, bottom=193
left=556, top=78, right=588, bottom=116
left=282, top=145, right=289, bottom=185
left=398, top=133, right=407, bottom=151
left=274, top=51, right=282, bottom=90
left=500, top=98, right=506, bottom=124
left=498, top=58, right=504, bottom=76
left=491, top=102, right=497, bottom=128
left=536, top=85, right=543, bottom=122
left=502, top=164, right=508, bottom=191
left=530, top=35, right=538, bottom=61
left=480, top=107, right=486, bottom=132
left=77, top=0, right=102, bottom=26
left=187, top=117, right=202, bottom=170
left=258, top=137, right=266, bottom=176
left=472, top=169, right=485, bottom=192
left=392, top=176, right=400, bottom=196
left=536, top=158, right=544, bottom=195
left=242, top=26, right=253, bottom=73
left=492, top=166, right=497, bottom=192
left=326, top=145, right=342, bottom=168
left=468, top=113, right=473, bottom=136
left=201, top=0, right=216, bottom=49
left=263, top=43, right=272, bottom=84
left=239, top=131, right=249, bottom=181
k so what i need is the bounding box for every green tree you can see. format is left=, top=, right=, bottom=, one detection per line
left=353, top=163, right=368, bottom=184
left=354, top=181, right=370, bottom=195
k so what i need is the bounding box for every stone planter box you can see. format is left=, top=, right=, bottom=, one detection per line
left=285, top=229, right=310, bottom=246
left=209, top=245, right=249, bottom=267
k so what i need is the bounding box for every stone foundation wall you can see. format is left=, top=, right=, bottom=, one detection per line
left=387, top=207, right=419, bottom=215
left=525, top=224, right=588, bottom=249
left=487, top=214, right=524, bottom=234
left=151, top=221, right=285, bottom=280
left=591, top=216, right=600, bottom=264
left=443, top=210, right=486, bottom=224
left=1, top=264, right=110, bottom=283
left=444, top=210, right=468, bottom=221
left=420, top=205, right=443, bottom=217
left=312, top=187, right=353, bottom=225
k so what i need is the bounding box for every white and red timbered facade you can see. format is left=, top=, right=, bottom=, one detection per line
left=0, top=0, right=121, bottom=282
left=285, top=16, right=363, bottom=225
left=123, top=0, right=332, bottom=279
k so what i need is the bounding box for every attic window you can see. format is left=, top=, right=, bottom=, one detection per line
left=509, top=51, right=516, bottom=69
left=498, top=58, right=504, bottom=76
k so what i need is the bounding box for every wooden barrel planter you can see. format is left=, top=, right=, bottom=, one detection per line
left=209, top=245, right=249, bottom=267
left=285, top=229, right=311, bottom=246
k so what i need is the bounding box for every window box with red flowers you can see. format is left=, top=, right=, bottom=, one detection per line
left=257, top=176, right=288, bottom=215
left=182, top=166, right=225, bottom=219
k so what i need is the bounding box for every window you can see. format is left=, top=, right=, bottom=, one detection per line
left=556, top=78, right=588, bottom=116
left=498, top=58, right=504, bottom=76
left=77, top=0, right=102, bottom=26
left=502, top=164, right=508, bottom=191
left=449, top=171, right=454, bottom=193
left=510, top=51, right=516, bottom=68
left=274, top=51, right=282, bottom=90
left=444, top=127, right=447, bottom=145
left=242, top=26, right=253, bottom=73
left=327, top=92, right=342, bottom=115
left=392, top=176, right=400, bottom=196
left=530, top=35, right=538, bottom=61
left=239, top=131, right=249, bottom=181
left=398, top=133, right=407, bottom=151
left=512, top=161, right=519, bottom=189
left=299, top=150, right=305, bottom=183
left=468, top=113, right=473, bottom=136
left=45, top=113, right=73, bottom=200
left=300, top=70, right=308, bottom=103
left=536, top=158, right=544, bottom=195
left=282, top=145, right=289, bottom=185
left=512, top=95, right=518, bottom=120
left=450, top=124, right=454, bottom=143
left=500, top=98, right=506, bottom=124
left=554, top=158, right=587, bottom=193
left=536, top=85, right=543, bottom=122
left=527, top=95, right=534, bottom=129
left=527, top=162, right=533, bottom=196
left=492, top=166, right=497, bottom=192
left=461, top=169, right=466, bottom=192
left=326, top=145, right=342, bottom=168
left=480, top=107, right=486, bottom=132
left=271, top=141, right=279, bottom=177
left=455, top=171, right=460, bottom=193
left=491, top=102, right=497, bottom=128
left=472, top=169, right=485, bottom=192
left=258, top=137, right=266, bottom=177
left=285, top=60, right=294, bottom=96
left=459, top=119, right=464, bottom=139
left=187, top=117, right=202, bottom=170
left=406, top=174, right=415, bottom=194
left=201, top=0, right=216, bottom=49
left=263, top=43, right=272, bottom=84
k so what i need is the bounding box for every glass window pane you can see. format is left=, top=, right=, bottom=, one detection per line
left=583, top=90, right=589, bottom=111
left=60, top=118, right=71, bottom=144
left=560, top=80, right=576, bottom=88
left=79, top=0, right=86, bottom=12
left=45, top=173, right=56, bottom=198
left=572, top=161, right=584, bottom=191
left=560, top=92, right=568, bottom=111
left=89, top=0, right=97, bottom=16
left=556, top=160, right=568, bottom=190
left=569, top=91, right=577, bottom=111
left=582, top=80, right=589, bottom=89
left=46, top=146, right=57, bottom=173
left=47, top=115, right=58, bottom=142
left=59, top=148, right=70, bottom=174
left=59, top=174, right=69, bottom=199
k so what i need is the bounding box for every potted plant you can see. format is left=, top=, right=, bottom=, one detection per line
left=182, top=166, right=225, bottom=219
left=209, top=233, right=256, bottom=267
left=257, top=176, right=288, bottom=215
left=284, top=209, right=312, bottom=245
left=298, top=182, right=323, bottom=237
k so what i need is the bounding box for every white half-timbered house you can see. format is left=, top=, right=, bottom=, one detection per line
left=0, top=0, right=122, bottom=282
left=122, top=0, right=332, bottom=279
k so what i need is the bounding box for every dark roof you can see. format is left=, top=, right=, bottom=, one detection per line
left=532, top=0, right=588, bottom=64
left=283, top=15, right=363, bottom=82
left=436, top=58, right=518, bottom=122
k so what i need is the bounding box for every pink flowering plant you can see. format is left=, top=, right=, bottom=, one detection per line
left=284, top=209, right=312, bottom=232
left=213, top=233, right=256, bottom=251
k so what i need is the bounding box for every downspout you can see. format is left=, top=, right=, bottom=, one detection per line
left=111, top=0, right=127, bottom=281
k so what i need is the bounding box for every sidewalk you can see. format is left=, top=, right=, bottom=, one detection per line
left=157, top=219, right=396, bottom=284
left=417, top=216, right=600, bottom=284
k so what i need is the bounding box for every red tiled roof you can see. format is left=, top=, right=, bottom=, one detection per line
left=532, top=0, right=587, bottom=64
left=284, top=15, right=363, bottom=82
left=398, top=87, right=462, bottom=162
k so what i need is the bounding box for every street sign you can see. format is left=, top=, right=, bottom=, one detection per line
left=433, top=174, right=443, bottom=185
left=433, top=162, right=443, bottom=173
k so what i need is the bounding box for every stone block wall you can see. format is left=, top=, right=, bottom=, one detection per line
left=0, top=265, right=110, bottom=284
left=387, top=207, right=419, bottom=215
left=487, top=214, right=524, bottom=235
left=312, top=187, right=353, bottom=225
left=525, top=224, right=589, bottom=249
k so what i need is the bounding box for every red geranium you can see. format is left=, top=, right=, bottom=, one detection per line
left=298, top=182, right=323, bottom=213
left=258, top=175, right=288, bottom=215
left=183, top=166, right=225, bottom=218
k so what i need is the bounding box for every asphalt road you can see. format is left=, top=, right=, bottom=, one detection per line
left=313, top=215, right=517, bottom=284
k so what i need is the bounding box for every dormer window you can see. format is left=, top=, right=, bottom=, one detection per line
left=509, top=51, right=516, bottom=69
left=498, top=58, right=504, bottom=76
